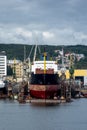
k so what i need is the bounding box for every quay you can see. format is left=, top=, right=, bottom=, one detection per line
left=20, top=98, right=68, bottom=104
left=26, top=99, right=61, bottom=104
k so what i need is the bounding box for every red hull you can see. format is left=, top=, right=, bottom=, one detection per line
left=30, top=85, right=60, bottom=99
left=83, top=94, right=87, bottom=98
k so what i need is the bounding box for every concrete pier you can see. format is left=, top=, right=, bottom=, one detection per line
left=25, top=99, right=61, bottom=104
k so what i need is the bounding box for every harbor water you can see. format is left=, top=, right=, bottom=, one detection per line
left=0, top=98, right=87, bottom=130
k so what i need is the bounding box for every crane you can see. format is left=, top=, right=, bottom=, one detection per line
left=69, top=54, right=75, bottom=79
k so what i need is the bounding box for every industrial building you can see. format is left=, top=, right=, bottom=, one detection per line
left=7, top=59, right=23, bottom=81
left=63, top=69, right=87, bottom=86
left=0, top=51, right=7, bottom=77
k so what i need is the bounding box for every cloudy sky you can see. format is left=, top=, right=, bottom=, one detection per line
left=0, top=0, right=87, bottom=45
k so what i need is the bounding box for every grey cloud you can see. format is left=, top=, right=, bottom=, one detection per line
left=0, top=0, right=87, bottom=45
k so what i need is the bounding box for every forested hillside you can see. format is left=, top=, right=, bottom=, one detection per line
left=0, top=44, right=87, bottom=69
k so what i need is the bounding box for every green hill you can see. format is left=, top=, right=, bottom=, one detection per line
left=0, top=44, right=87, bottom=69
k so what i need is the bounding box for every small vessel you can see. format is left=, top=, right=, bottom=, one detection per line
left=0, top=79, right=5, bottom=88
left=0, top=77, right=8, bottom=97
left=29, top=50, right=60, bottom=99
left=81, top=87, right=87, bottom=98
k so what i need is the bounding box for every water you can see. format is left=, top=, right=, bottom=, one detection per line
left=0, top=98, right=87, bottom=130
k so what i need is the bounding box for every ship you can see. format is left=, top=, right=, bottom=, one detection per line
left=29, top=51, right=60, bottom=99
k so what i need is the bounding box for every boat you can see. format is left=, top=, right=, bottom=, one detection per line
left=80, top=87, right=87, bottom=98
left=0, top=77, right=8, bottom=97
left=29, top=51, right=60, bottom=99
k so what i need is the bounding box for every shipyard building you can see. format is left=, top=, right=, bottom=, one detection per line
left=59, top=69, right=87, bottom=86
left=0, top=51, right=7, bottom=77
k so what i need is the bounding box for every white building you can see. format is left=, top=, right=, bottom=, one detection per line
left=7, top=59, right=21, bottom=65
left=0, top=51, right=7, bottom=77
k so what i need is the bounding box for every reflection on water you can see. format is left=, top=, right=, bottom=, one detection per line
left=0, top=99, right=87, bottom=130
